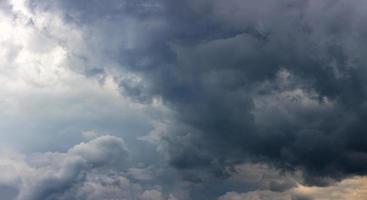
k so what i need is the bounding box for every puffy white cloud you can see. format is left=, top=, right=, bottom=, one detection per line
left=0, top=135, right=177, bottom=200
left=0, top=135, right=127, bottom=200
left=69, top=135, right=128, bottom=166
left=60, top=171, right=142, bottom=200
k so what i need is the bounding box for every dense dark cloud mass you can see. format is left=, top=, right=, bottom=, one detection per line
left=27, top=0, right=367, bottom=180
left=11, top=0, right=367, bottom=199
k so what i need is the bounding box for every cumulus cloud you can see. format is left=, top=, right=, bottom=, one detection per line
left=0, top=135, right=176, bottom=200
left=0, top=135, right=127, bottom=199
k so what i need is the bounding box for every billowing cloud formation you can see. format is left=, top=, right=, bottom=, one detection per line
left=0, top=135, right=176, bottom=200
left=2, top=0, right=367, bottom=199
left=0, top=135, right=128, bottom=199
left=29, top=0, right=367, bottom=181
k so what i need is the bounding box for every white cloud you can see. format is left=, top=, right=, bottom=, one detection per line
left=0, top=135, right=177, bottom=200
left=0, top=135, right=128, bottom=200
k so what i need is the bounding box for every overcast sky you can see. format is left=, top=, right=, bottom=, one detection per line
left=1, top=0, right=367, bottom=199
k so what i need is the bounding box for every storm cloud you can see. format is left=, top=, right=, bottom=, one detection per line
left=30, top=0, right=367, bottom=180
left=2, top=0, right=367, bottom=199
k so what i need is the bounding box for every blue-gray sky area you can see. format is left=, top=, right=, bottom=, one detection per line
left=1, top=0, right=367, bottom=199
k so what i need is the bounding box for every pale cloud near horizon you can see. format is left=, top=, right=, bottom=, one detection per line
left=219, top=176, right=367, bottom=200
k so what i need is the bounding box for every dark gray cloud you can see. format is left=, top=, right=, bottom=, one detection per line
left=121, top=0, right=367, bottom=181
left=24, top=0, right=367, bottom=198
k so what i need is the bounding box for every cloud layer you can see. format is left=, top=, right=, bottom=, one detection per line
left=1, top=0, right=367, bottom=199
left=36, top=0, right=367, bottom=182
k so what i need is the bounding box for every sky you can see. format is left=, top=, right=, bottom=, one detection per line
left=1, top=0, right=367, bottom=199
